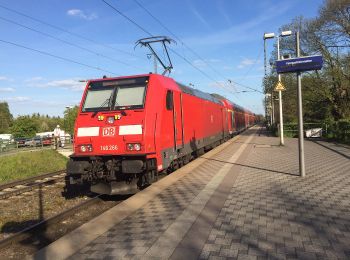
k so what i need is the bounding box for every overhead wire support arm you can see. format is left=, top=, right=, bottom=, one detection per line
left=135, top=36, right=176, bottom=75
left=103, top=0, right=260, bottom=99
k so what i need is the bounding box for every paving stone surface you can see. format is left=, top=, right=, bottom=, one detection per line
left=69, top=128, right=350, bottom=260
left=200, top=132, right=350, bottom=260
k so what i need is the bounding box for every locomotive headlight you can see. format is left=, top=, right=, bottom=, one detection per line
left=80, top=145, right=87, bottom=152
left=127, top=143, right=134, bottom=151
left=87, top=144, right=93, bottom=152
left=79, top=144, right=93, bottom=152
left=133, top=143, right=141, bottom=151
left=107, top=116, right=115, bottom=124
left=127, top=143, right=141, bottom=151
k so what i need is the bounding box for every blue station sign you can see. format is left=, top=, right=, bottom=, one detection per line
left=276, top=55, right=323, bottom=73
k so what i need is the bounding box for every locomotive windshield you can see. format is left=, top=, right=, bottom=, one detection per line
left=115, top=85, right=145, bottom=107
left=83, top=88, right=114, bottom=111
left=82, top=77, right=148, bottom=112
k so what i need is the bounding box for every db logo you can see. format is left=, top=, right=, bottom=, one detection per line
left=102, top=127, right=116, bottom=136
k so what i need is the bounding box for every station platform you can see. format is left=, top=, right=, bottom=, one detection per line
left=34, top=126, right=350, bottom=260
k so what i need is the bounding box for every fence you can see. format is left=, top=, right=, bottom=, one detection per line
left=0, top=135, right=73, bottom=154
left=273, top=121, right=350, bottom=143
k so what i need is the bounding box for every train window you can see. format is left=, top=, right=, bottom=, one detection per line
left=166, top=90, right=173, bottom=110
left=115, top=85, right=145, bottom=108
left=82, top=88, right=114, bottom=111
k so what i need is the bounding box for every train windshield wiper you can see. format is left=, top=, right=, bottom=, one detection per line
left=92, top=97, right=111, bottom=117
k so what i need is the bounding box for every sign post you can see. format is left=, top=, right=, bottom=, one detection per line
left=274, top=81, right=285, bottom=145
left=275, top=32, right=323, bottom=177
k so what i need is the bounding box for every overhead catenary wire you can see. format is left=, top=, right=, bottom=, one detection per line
left=132, top=0, right=263, bottom=94
left=0, top=39, right=120, bottom=76
left=0, top=3, right=142, bottom=59
left=169, top=48, right=242, bottom=98
left=0, top=16, right=144, bottom=71
left=102, top=0, right=245, bottom=103
left=102, top=0, right=153, bottom=36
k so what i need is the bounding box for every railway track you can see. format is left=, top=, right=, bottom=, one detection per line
left=0, top=170, right=66, bottom=199
left=0, top=173, right=169, bottom=257
left=0, top=194, right=107, bottom=250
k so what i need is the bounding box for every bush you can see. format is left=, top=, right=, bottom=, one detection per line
left=333, top=120, right=350, bottom=142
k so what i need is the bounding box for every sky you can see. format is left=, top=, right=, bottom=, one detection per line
left=0, top=0, right=324, bottom=117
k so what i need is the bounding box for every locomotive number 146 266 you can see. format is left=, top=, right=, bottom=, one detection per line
left=100, top=145, right=118, bottom=151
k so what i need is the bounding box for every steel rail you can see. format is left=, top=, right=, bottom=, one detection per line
left=0, top=195, right=103, bottom=250
left=0, top=170, right=66, bottom=199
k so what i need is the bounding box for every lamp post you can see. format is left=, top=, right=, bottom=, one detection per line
left=276, top=30, right=292, bottom=146
left=296, top=31, right=305, bottom=177
left=263, top=32, right=275, bottom=126
left=65, top=106, right=73, bottom=140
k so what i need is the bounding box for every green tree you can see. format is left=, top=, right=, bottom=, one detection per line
left=10, top=116, right=39, bottom=138
left=63, top=106, right=79, bottom=135
left=263, top=0, right=350, bottom=125
left=0, top=102, right=13, bottom=134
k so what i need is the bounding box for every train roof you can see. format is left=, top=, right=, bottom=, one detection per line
left=210, top=94, right=247, bottom=112
left=176, top=82, right=222, bottom=105
left=86, top=73, right=255, bottom=113
left=88, top=74, right=150, bottom=83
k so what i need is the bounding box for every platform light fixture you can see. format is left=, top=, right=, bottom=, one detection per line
left=281, top=30, right=292, bottom=37
left=263, top=32, right=275, bottom=39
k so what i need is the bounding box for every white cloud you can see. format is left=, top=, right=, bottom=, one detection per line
left=237, top=58, right=257, bottom=69
left=230, top=74, right=264, bottom=80
left=24, top=76, right=44, bottom=82
left=0, top=76, right=13, bottom=81
left=44, top=79, right=86, bottom=91
left=0, top=87, right=15, bottom=92
left=1, top=96, right=31, bottom=102
left=67, top=9, right=98, bottom=20
left=208, top=80, right=226, bottom=88
left=192, top=58, right=221, bottom=68
left=27, top=78, right=86, bottom=91
left=31, top=100, right=64, bottom=107
left=208, top=59, right=221, bottom=63
left=193, top=59, right=207, bottom=68
left=171, top=68, right=183, bottom=75
left=223, top=65, right=233, bottom=71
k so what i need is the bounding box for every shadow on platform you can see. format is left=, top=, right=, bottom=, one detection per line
left=311, top=140, right=350, bottom=160
left=201, top=157, right=299, bottom=177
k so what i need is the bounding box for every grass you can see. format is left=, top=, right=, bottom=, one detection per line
left=0, top=150, right=68, bottom=183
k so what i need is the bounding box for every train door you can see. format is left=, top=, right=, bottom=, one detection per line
left=221, top=108, right=227, bottom=138
left=231, top=111, right=235, bottom=132
left=172, top=91, right=184, bottom=149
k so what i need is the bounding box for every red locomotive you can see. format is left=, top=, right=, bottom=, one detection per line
left=66, top=73, right=255, bottom=195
